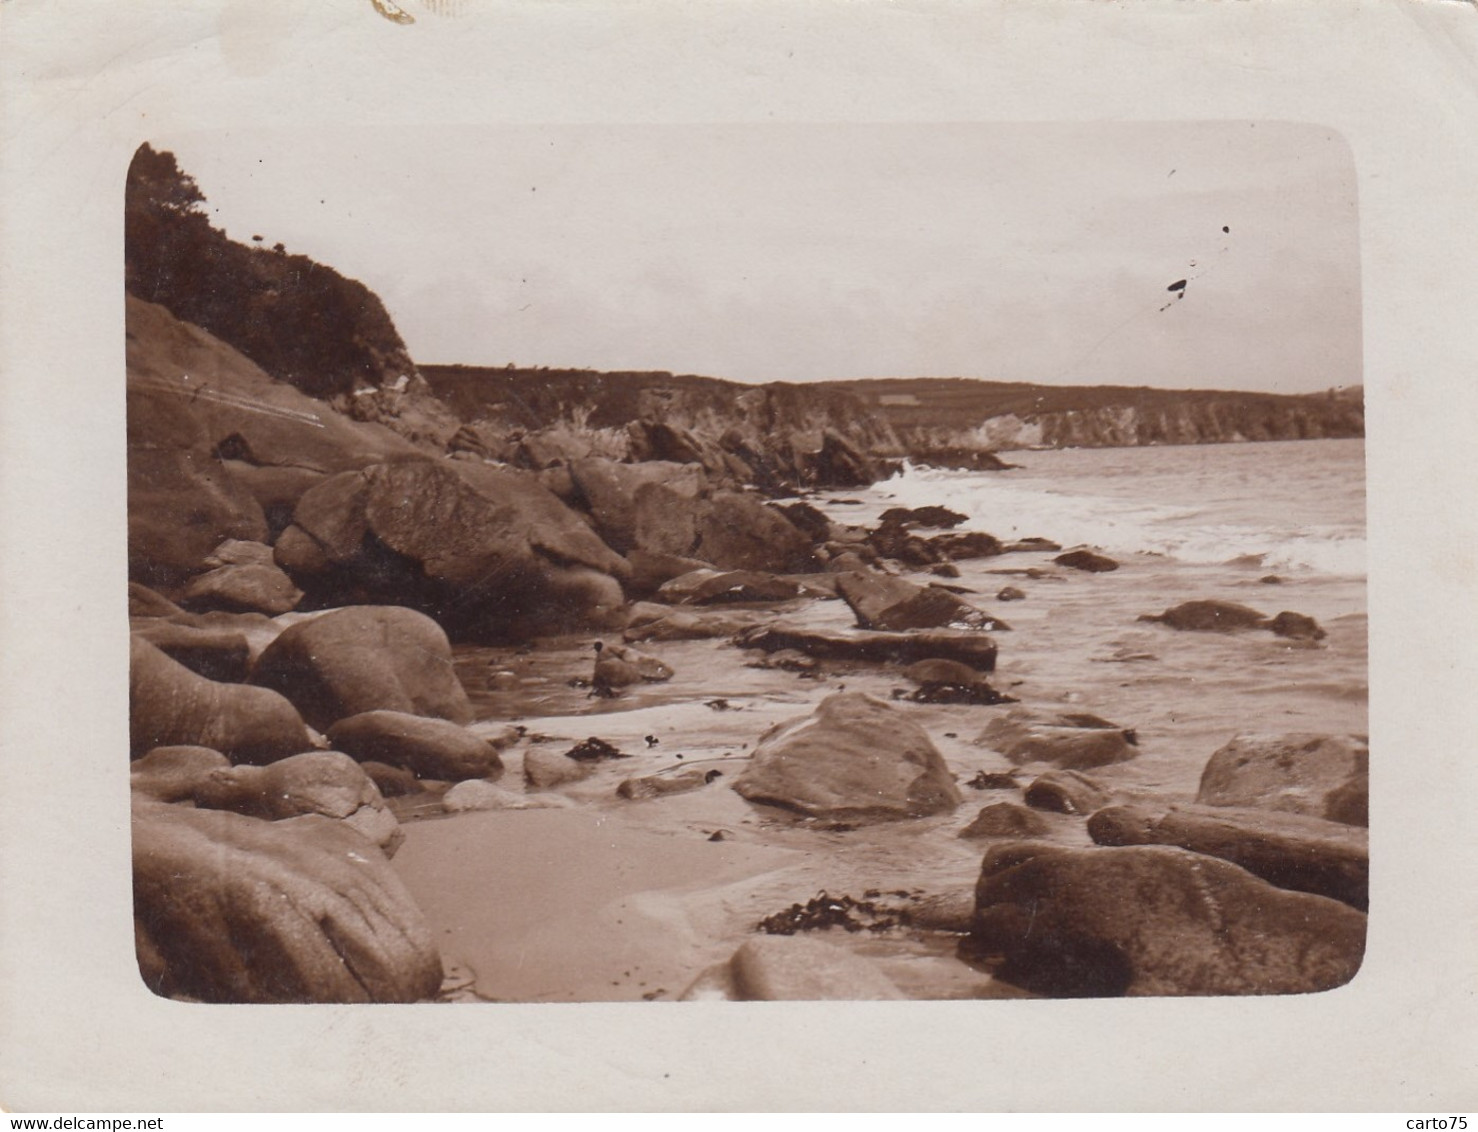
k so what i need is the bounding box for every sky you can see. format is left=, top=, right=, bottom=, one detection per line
left=147, top=121, right=1362, bottom=392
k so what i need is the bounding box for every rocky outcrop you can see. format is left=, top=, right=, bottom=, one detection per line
left=130, top=637, right=311, bottom=764
left=959, top=802, right=1051, bottom=840
left=567, top=458, right=706, bottom=555
left=273, top=459, right=630, bottom=639
left=733, top=692, right=962, bottom=820
left=250, top=606, right=472, bottom=733
left=186, top=751, right=403, bottom=856
left=133, top=797, right=442, bottom=1003
left=969, top=842, right=1366, bottom=997
left=835, top=571, right=1006, bottom=632
left=734, top=623, right=998, bottom=672
left=1197, top=733, right=1368, bottom=825
left=1088, top=803, right=1368, bottom=910
left=1023, top=769, right=1113, bottom=815
left=326, top=711, right=506, bottom=783
left=977, top=709, right=1139, bottom=771
left=126, top=295, right=426, bottom=588
left=631, top=488, right=818, bottom=574
left=1139, top=600, right=1326, bottom=641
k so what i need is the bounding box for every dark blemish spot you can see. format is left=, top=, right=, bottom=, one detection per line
left=1167, top=279, right=1187, bottom=293
left=1222, top=225, right=1230, bottom=233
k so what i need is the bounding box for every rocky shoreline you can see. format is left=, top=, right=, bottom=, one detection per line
left=129, top=394, right=1368, bottom=1001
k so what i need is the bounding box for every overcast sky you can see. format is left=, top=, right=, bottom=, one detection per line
left=148, top=121, right=1361, bottom=392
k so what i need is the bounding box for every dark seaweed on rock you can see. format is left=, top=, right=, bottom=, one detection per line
left=757, top=892, right=900, bottom=936
left=565, top=737, right=628, bottom=762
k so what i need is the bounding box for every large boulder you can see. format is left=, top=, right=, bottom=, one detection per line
left=969, top=843, right=1366, bottom=997
left=1197, top=733, right=1368, bottom=826
left=631, top=487, right=817, bottom=574
left=126, top=296, right=423, bottom=588
left=680, top=935, right=905, bottom=1001
left=959, top=801, right=1051, bottom=840
left=567, top=457, right=705, bottom=555
left=835, top=571, right=1005, bottom=632
left=250, top=606, right=472, bottom=733
left=977, top=708, right=1139, bottom=771
left=187, top=751, right=403, bottom=856
left=733, top=692, right=962, bottom=821
left=130, top=637, right=311, bottom=764
left=274, top=458, right=630, bottom=639
left=327, top=710, right=505, bottom=782
left=1088, top=803, right=1368, bottom=910
left=132, top=798, right=442, bottom=1003
left=1054, top=549, right=1119, bottom=573
left=1023, top=769, right=1113, bottom=815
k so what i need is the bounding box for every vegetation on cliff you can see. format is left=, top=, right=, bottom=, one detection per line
left=125, top=144, right=419, bottom=402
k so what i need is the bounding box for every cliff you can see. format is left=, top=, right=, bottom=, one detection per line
left=823, top=377, right=1364, bottom=453
left=125, top=144, right=457, bottom=447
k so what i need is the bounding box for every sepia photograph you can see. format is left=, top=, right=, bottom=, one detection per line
left=125, top=120, right=1367, bottom=1005
left=4, top=0, right=1476, bottom=1115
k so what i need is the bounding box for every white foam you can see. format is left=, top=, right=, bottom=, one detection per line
left=841, top=459, right=1367, bottom=577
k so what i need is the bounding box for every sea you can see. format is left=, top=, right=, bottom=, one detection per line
left=822, top=436, right=1369, bottom=799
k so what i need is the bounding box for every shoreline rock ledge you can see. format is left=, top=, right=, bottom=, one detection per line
left=733, top=691, right=962, bottom=821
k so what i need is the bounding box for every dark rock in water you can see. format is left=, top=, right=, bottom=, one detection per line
left=524, top=748, right=595, bottom=789
left=656, top=568, right=802, bottom=606
left=996, top=586, right=1027, bottom=602
left=1268, top=611, right=1327, bottom=641
left=132, top=797, right=442, bottom=1003
left=774, top=500, right=835, bottom=544
left=1138, top=599, right=1269, bottom=632
left=836, top=570, right=1006, bottom=632
left=908, top=448, right=1014, bottom=473
left=733, top=692, right=962, bottom=821
left=130, top=637, right=311, bottom=764
left=1197, top=733, right=1368, bottom=826
left=1023, top=769, right=1112, bottom=814
left=251, top=606, right=472, bottom=733
left=616, top=770, right=712, bottom=800
left=928, top=562, right=961, bottom=579
left=978, top=708, right=1139, bottom=771
left=327, top=710, right=505, bottom=782
left=1087, top=803, right=1368, bottom=910
left=567, top=457, right=705, bottom=555
left=187, top=750, right=403, bottom=856
left=967, top=770, right=1020, bottom=791
left=927, top=531, right=1004, bottom=561
left=1054, top=549, right=1120, bottom=573
left=680, top=935, right=904, bottom=1001
left=879, top=505, right=968, bottom=529
left=968, top=843, right=1366, bottom=997
left=565, top=736, right=628, bottom=762
left=1004, top=537, right=1062, bottom=554
left=867, top=520, right=944, bottom=567
left=959, top=802, right=1051, bottom=840
left=735, top=622, right=998, bottom=672
left=360, top=760, right=422, bottom=798
left=811, top=430, right=889, bottom=489
left=1259, top=574, right=1285, bottom=585
left=130, top=745, right=232, bottom=803
left=908, top=682, right=1016, bottom=706
left=183, top=561, right=303, bottom=617
left=622, top=605, right=765, bottom=642
left=131, top=620, right=253, bottom=683
left=904, top=658, right=985, bottom=687
left=592, top=640, right=673, bottom=692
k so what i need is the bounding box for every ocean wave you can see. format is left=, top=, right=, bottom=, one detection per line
left=851, top=460, right=1366, bottom=576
